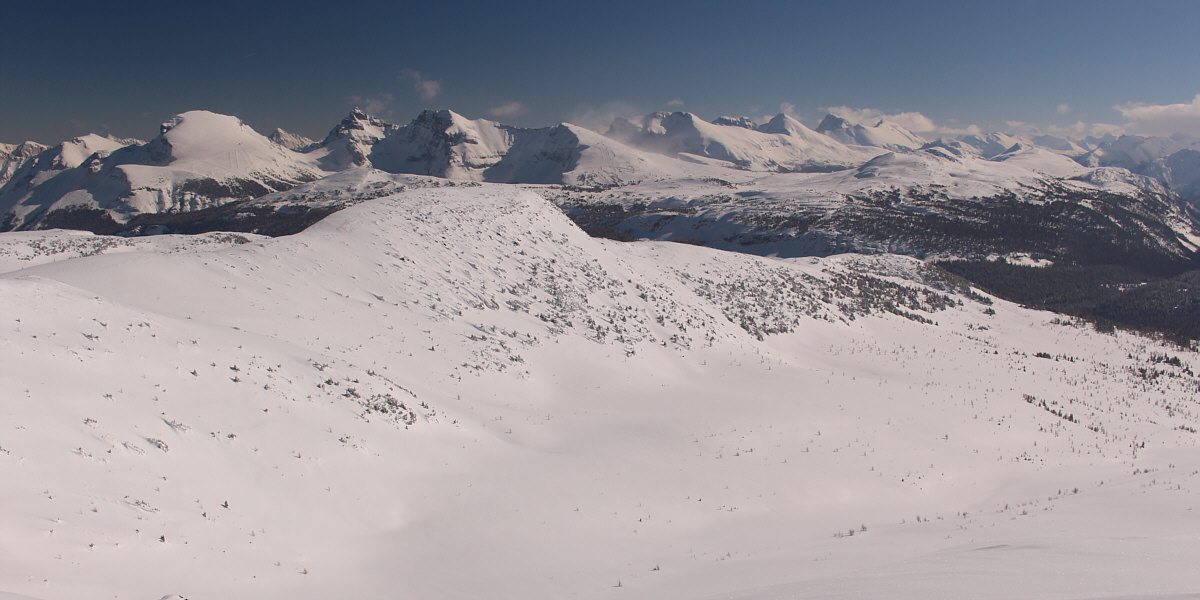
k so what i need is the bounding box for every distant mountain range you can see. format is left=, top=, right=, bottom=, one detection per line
left=2, top=108, right=1198, bottom=304
left=4, top=108, right=1198, bottom=231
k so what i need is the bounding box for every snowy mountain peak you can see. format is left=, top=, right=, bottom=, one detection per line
left=712, top=116, right=757, bottom=129
left=755, top=112, right=808, bottom=135
left=0, top=140, right=48, bottom=156
left=0, top=110, right=322, bottom=230
left=411, top=107, right=467, bottom=128
left=954, top=132, right=1027, bottom=159
left=815, top=113, right=927, bottom=151
left=311, top=109, right=396, bottom=170
left=0, top=134, right=136, bottom=197
left=321, top=108, right=393, bottom=145
left=815, top=113, right=851, bottom=132
left=268, top=128, right=315, bottom=151
left=159, top=115, right=183, bottom=135
left=1029, top=134, right=1091, bottom=155
left=153, top=111, right=272, bottom=160
left=0, top=141, right=49, bottom=189
left=605, top=111, right=871, bottom=172
left=361, top=109, right=511, bottom=178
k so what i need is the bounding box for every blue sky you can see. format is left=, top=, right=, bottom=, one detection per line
left=3, top=0, right=1199, bottom=144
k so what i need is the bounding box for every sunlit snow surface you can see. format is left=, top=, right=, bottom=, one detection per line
left=1, top=185, right=1198, bottom=600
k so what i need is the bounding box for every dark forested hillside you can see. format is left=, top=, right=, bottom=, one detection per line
left=938, top=260, right=1200, bottom=343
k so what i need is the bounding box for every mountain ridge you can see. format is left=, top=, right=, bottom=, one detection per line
left=2, top=109, right=1197, bottom=319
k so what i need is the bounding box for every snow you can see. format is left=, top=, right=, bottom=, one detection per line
left=1083, top=133, right=1200, bottom=170
left=124, top=111, right=319, bottom=184
left=1079, top=134, right=1200, bottom=201
left=0, top=229, right=264, bottom=274
left=267, top=128, right=315, bottom=151
left=301, top=109, right=711, bottom=186
left=816, top=114, right=928, bottom=151
left=607, top=112, right=877, bottom=172
left=0, top=136, right=132, bottom=195
left=7, top=108, right=1199, bottom=237
left=953, top=132, right=1028, bottom=159
left=989, top=144, right=1090, bottom=178
left=2, top=183, right=1198, bottom=600
left=0, top=142, right=49, bottom=191
left=1029, top=133, right=1092, bottom=155
left=0, top=111, right=319, bottom=228
left=309, top=108, right=392, bottom=171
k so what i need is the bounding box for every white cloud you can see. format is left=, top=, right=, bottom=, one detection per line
left=567, top=101, right=645, bottom=132
left=779, top=102, right=798, bottom=117
left=418, top=80, right=441, bottom=101
left=936, top=123, right=984, bottom=136
left=1056, top=103, right=1072, bottom=115
left=401, top=70, right=442, bottom=101
left=347, top=93, right=394, bottom=117
left=820, top=105, right=973, bottom=136
left=1116, top=94, right=1200, bottom=135
left=666, top=99, right=685, bottom=107
left=488, top=101, right=527, bottom=118
left=1081, top=122, right=1125, bottom=137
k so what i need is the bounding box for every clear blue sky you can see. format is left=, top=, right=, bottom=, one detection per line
left=3, top=0, right=1199, bottom=144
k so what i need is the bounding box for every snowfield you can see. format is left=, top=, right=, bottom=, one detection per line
left=2, top=184, right=1199, bottom=600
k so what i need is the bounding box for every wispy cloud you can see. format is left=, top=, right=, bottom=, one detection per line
left=488, top=101, right=527, bottom=118
left=1116, top=94, right=1200, bottom=135
left=666, top=99, right=685, bottom=108
left=401, top=70, right=442, bottom=101
left=567, top=101, right=645, bottom=131
left=1056, top=103, right=1072, bottom=115
left=347, top=93, right=394, bottom=117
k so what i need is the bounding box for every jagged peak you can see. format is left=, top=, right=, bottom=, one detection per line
left=2, top=140, right=49, bottom=158
left=816, top=114, right=850, bottom=132
left=919, top=138, right=971, bottom=158
left=410, top=108, right=458, bottom=129
left=339, top=108, right=391, bottom=129
left=756, top=113, right=808, bottom=135
left=268, top=128, right=316, bottom=151
left=320, top=109, right=394, bottom=147
left=713, top=116, right=757, bottom=129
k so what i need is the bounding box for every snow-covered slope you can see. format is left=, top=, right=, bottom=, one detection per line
left=0, top=112, right=321, bottom=230
left=953, top=132, right=1027, bottom=158
left=1081, top=133, right=1200, bottom=170
left=558, top=144, right=1199, bottom=263
left=0, top=141, right=49, bottom=188
left=0, top=229, right=263, bottom=274
left=366, top=109, right=518, bottom=178
left=1144, top=148, right=1200, bottom=202
left=2, top=184, right=1198, bottom=600
left=988, top=143, right=1091, bottom=178
left=0, top=135, right=136, bottom=197
left=307, top=108, right=393, bottom=171
left=267, top=128, right=316, bottom=151
left=475, top=122, right=690, bottom=186
left=1081, top=134, right=1200, bottom=202
left=7, top=107, right=1200, bottom=237
left=307, top=108, right=710, bottom=186
left=607, top=111, right=876, bottom=172
left=1029, top=133, right=1093, bottom=155
left=0, top=108, right=734, bottom=232
left=815, top=114, right=927, bottom=151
